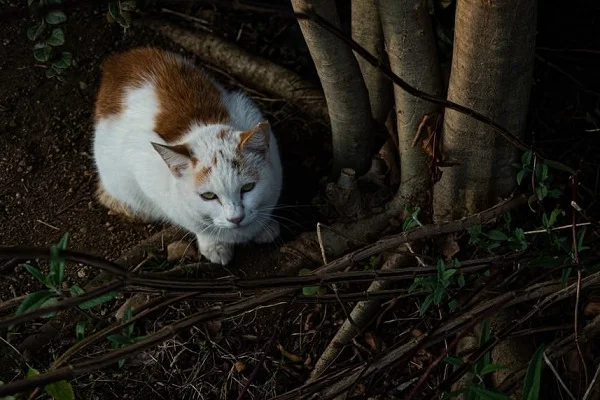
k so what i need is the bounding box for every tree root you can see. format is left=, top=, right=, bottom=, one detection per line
left=141, top=18, right=329, bottom=123
left=308, top=252, right=408, bottom=382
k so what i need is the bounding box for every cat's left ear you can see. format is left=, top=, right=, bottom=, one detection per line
left=151, top=142, right=193, bottom=177
left=238, top=121, right=270, bottom=157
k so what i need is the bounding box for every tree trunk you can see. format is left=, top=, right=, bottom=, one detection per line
left=433, top=0, right=537, bottom=221
left=379, top=0, right=442, bottom=209
left=351, top=0, right=393, bottom=125
left=291, top=0, right=373, bottom=178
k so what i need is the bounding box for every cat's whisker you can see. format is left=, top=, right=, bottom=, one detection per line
left=256, top=213, right=304, bottom=230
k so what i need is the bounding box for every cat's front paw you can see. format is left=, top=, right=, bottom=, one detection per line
left=253, top=220, right=280, bottom=244
left=197, top=240, right=234, bottom=265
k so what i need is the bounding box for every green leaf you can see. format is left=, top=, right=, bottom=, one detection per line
left=523, top=344, right=545, bottom=400
left=298, top=268, right=313, bottom=276
left=521, top=150, right=532, bottom=166
left=521, top=150, right=533, bottom=165
left=437, top=259, right=446, bottom=275
left=540, top=163, right=548, bottom=182
left=53, top=51, right=72, bottom=69
left=16, top=290, right=54, bottom=315
left=548, top=209, right=562, bottom=228
left=33, top=44, right=51, bottom=62
left=448, top=299, right=459, bottom=311
left=445, top=356, right=463, bottom=367
left=27, top=22, right=46, bottom=41
left=457, top=274, right=466, bottom=288
left=40, top=296, right=58, bottom=318
left=467, top=386, right=509, bottom=400
left=541, top=213, right=549, bottom=228
left=487, top=230, right=508, bottom=241
left=548, top=189, right=561, bottom=199
left=45, top=10, right=67, bottom=25
left=302, top=285, right=319, bottom=296
left=70, top=285, right=84, bottom=297
left=516, top=169, right=527, bottom=185
left=27, top=367, right=40, bottom=377
left=442, top=269, right=457, bottom=281
left=49, top=234, right=67, bottom=287
left=420, top=294, right=434, bottom=315
left=78, top=291, right=117, bottom=310
left=46, top=27, right=64, bottom=46
left=107, top=334, right=132, bottom=346
left=475, top=319, right=491, bottom=374
left=23, top=263, right=47, bottom=285
left=44, top=380, right=74, bottom=400
left=75, top=321, right=86, bottom=340
left=577, top=226, right=587, bottom=252
left=46, top=66, right=60, bottom=78
left=433, top=286, right=445, bottom=304
left=479, top=363, right=508, bottom=376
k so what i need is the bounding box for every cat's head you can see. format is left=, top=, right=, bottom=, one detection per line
left=151, top=120, right=275, bottom=231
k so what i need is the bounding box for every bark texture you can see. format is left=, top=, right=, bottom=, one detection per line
left=433, top=0, right=537, bottom=221
left=291, top=0, right=373, bottom=177
left=351, top=0, right=393, bottom=124
left=379, top=0, right=442, bottom=208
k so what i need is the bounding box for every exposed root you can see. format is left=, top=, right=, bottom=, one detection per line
left=308, top=252, right=408, bottom=382
left=141, top=18, right=329, bottom=123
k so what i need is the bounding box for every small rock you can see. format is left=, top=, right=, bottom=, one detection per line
left=167, top=241, right=197, bottom=262
left=77, top=268, right=86, bottom=278
left=234, top=360, right=247, bottom=373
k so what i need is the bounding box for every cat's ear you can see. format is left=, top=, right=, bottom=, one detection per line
left=238, top=121, right=270, bottom=156
left=151, top=142, right=193, bottom=177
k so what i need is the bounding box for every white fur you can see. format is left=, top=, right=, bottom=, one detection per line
left=93, top=72, right=282, bottom=265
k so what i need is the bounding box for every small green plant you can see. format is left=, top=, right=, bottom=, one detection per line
left=522, top=344, right=544, bottom=400
left=403, top=205, right=423, bottom=232
left=16, top=233, right=117, bottom=319
left=298, top=268, right=327, bottom=296
left=27, top=0, right=72, bottom=78
left=26, top=368, right=74, bottom=400
left=513, top=149, right=561, bottom=201
left=442, top=321, right=510, bottom=400
left=409, top=258, right=465, bottom=315
left=106, top=307, right=145, bottom=368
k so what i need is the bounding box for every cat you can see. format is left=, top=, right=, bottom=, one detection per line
left=92, top=47, right=282, bottom=265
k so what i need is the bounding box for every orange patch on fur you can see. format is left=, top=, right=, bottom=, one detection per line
left=216, top=129, right=229, bottom=139
left=195, top=166, right=213, bottom=185
left=95, top=48, right=230, bottom=143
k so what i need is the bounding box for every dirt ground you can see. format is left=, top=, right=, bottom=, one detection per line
left=1, top=0, right=600, bottom=399
left=0, top=2, right=332, bottom=399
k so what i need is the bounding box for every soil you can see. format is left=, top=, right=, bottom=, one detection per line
left=0, top=2, right=331, bottom=399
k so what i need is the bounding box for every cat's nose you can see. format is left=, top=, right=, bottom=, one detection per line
left=227, top=215, right=244, bottom=225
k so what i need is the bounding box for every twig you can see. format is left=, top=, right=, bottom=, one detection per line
left=582, top=362, right=600, bottom=400
left=543, top=352, right=576, bottom=400
left=236, top=301, right=292, bottom=400
left=571, top=162, right=589, bottom=387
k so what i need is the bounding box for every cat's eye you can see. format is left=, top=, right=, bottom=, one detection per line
left=200, top=192, right=218, bottom=200
left=241, top=182, right=256, bottom=193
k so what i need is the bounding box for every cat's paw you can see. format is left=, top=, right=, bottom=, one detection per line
left=253, top=220, right=280, bottom=244
left=198, top=241, right=234, bottom=265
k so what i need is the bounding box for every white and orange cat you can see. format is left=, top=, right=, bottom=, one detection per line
left=92, top=47, right=282, bottom=265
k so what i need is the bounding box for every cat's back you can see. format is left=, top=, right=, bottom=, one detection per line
left=95, top=47, right=230, bottom=142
